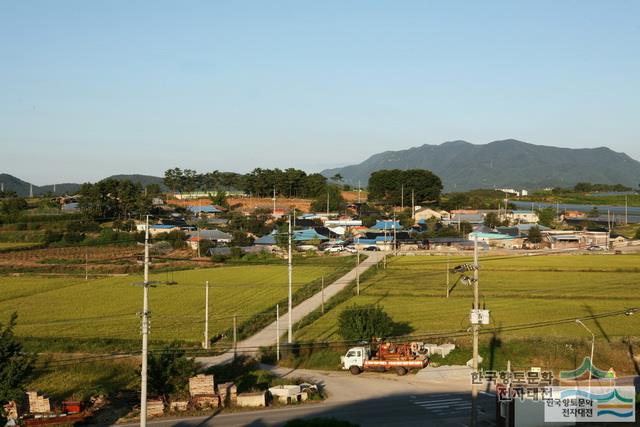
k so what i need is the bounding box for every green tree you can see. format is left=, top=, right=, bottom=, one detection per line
left=368, top=169, right=442, bottom=206
left=484, top=212, right=500, bottom=229
left=0, top=314, right=35, bottom=419
left=209, top=191, right=229, bottom=209
left=147, top=342, right=197, bottom=403
left=634, top=227, right=640, bottom=240
left=528, top=226, right=542, bottom=243
left=459, top=221, right=473, bottom=235
left=537, top=207, right=556, bottom=227
left=338, top=304, right=394, bottom=341
left=310, top=185, right=346, bottom=212
left=0, top=198, right=28, bottom=215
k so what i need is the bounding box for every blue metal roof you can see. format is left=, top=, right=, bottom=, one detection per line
left=371, top=220, right=402, bottom=230
left=356, top=239, right=377, bottom=245
left=294, top=229, right=329, bottom=241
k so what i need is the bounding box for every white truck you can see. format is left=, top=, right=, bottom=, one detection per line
left=341, top=342, right=430, bottom=376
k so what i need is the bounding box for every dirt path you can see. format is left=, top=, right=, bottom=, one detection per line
left=197, top=251, right=384, bottom=366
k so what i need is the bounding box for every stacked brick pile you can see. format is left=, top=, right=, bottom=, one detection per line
left=146, top=399, right=165, bottom=417
left=218, top=382, right=237, bottom=407
left=188, top=374, right=215, bottom=396
left=189, top=374, right=219, bottom=409
left=26, top=391, right=51, bottom=413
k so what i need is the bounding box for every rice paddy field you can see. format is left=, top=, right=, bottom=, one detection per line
left=0, top=257, right=352, bottom=347
left=294, top=253, right=640, bottom=342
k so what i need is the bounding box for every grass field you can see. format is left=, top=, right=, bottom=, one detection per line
left=294, top=253, right=640, bottom=342
left=0, top=242, right=41, bottom=250
left=0, top=256, right=353, bottom=347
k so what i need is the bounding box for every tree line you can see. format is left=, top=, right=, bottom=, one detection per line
left=163, top=167, right=329, bottom=199
left=78, top=179, right=162, bottom=220
left=367, top=169, right=443, bottom=206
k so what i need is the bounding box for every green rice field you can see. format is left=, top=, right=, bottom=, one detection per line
left=294, top=253, right=640, bottom=342
left=0, top=258, right=350, bottom=345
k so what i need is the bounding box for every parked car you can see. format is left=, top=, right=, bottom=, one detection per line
left=363, top=246, right=380, bottom=251
left=344, top=246, right=357, bottom=254
left=587, top=245, right=605, bottom=251
left=325, top=245, right=344, bottom=253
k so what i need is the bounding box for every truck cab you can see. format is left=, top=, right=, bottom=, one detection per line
left=340, top=346, right=369, bottom=374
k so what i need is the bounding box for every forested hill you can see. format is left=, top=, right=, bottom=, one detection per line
left=320, top=139, right=640, bottom=191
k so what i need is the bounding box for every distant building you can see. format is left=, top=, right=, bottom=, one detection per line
left=370, top=220, right=402, bottom=230
left=506, top=210, right=539, bottom=224
left=413, top=208, right=448, bottom=222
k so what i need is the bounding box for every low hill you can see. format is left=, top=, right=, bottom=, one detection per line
left=321, top=139, right=640, bottom=191
left=0, top=173, right=166, bottom=197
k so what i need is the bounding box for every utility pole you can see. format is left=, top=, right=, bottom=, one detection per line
left=393, top=214, right=397, bottom=256
left=357, top=181, right=361, bottom=204
left=287, top=215, right=293, bottom=343
left=326, top=190, right=330, bottom=215
left=233, top=314, right=237, bottom=359
left=203, top=280, right=209, bottom=349
left=321, top=275, right=325, bottom=314
left=85, top=249, right=88, bottom=281
left=140, top=215, right=150, bottom=427
left=356, top=246, right=360, bottom=296
left=411, top=189, right=415, bottom=219
left=471, top=236, right=479, bottom=427
left=272, top=186, right=276, bottom=216
left=575, top=319, right=595, bottom=391
left=625, top=195, right=628, bottom=225
left=401, top=184, right=404, bottom=211
left=446, top=256, right=450, bottom=298
left=197, top=199, right=201, bottom=258
left=276, top=304, right=280, bottom=361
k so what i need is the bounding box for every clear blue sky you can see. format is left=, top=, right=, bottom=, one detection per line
left=1, top=0, right=639, bottom=184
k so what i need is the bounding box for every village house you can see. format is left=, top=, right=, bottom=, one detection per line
left=505, top=210, right=539, bottom=224
left=413, top=207, right=450, bottom=222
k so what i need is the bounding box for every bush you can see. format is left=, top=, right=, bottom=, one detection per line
left=230, top=247, right=244, bottom=259
left=62, top=232, right=84, bottom=244
left=211, top=253, right=228, bottom=263
left=44, top=230, right=63, bottom=244
left=338, top=304, right=394, bottom=341
left=528, top=226, right=542, bottom=243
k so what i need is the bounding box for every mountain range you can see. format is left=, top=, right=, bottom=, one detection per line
left=3, top=139, right=640, bottom=196
left=320, top=139, right=640, bottom=191
left=0, top=174, right=166, bottom=197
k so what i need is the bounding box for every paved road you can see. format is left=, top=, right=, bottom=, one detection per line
left=198, top=252, right=384, bottom=366
left=118, top=364, right=497, bottom=426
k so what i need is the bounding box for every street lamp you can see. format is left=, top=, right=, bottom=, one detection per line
left=575, top=319, right=595, bottom=391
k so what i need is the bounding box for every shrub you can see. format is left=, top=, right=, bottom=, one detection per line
left=230, top=247, right=244, bottom=259
left=338, top=304, right=394, bottom=341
